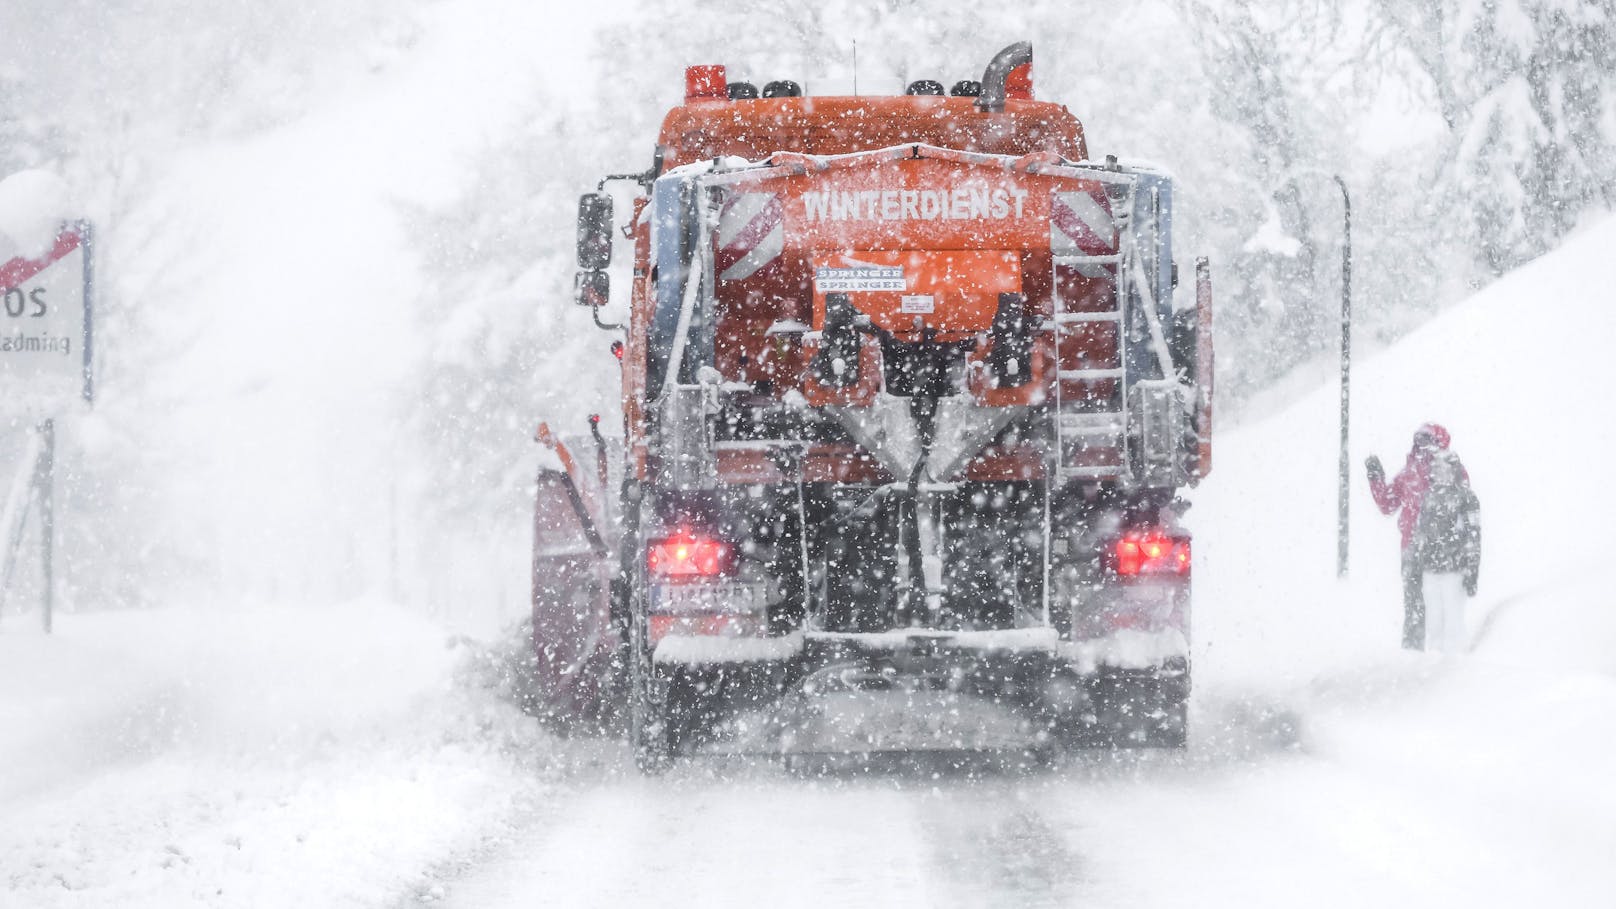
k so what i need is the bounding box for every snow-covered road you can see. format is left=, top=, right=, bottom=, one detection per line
left=439, top=758, right=1090, bottom=907
left=437, top=664, right=1603, bottom=909
left=430, top=652, right=1612, bottom=909
left=6, top=594, right=1609, bottom=908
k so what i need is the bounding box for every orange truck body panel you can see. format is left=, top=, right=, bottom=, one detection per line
left=620, top=96, right=1160, bottom=485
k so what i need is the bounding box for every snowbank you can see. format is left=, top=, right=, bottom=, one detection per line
left=1195, top=214, right=1616, bottom=685
left=0, top=601, right=554, bottom=908
left=1173, top=215, right=1616, bottom=905
left=0, top=169, right=74, bottom=261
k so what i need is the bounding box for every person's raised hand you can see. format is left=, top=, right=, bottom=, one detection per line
left=1365, top=455, right=1384, bottom=482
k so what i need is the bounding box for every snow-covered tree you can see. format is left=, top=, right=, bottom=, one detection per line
left=1162, top=0, right=1376, bottom=399
left=1369, top=0, right=1616, bottom=274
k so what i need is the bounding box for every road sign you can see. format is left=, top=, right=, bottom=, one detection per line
left=1, top=221, right=94, bottom=412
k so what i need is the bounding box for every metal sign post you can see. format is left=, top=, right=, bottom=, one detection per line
left=0, top=423, right=55, bottom=632
left=1279, top=171, right=1353, bottom=578
left=1333, top=177, right=1351, bottom=579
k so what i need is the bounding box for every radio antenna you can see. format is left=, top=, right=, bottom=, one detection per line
left=853, top=40, right=858, bottom=96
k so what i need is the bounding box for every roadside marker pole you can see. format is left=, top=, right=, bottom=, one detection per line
left=0, top=424, right=53, bottom=631
left=1334, top=176, right=1351, bottom=579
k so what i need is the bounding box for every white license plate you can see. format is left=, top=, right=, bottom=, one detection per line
left=650, top=582, right=767, bottom=615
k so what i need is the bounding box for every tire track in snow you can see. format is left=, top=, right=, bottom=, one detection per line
left=434, top=755, right=934, bottom=908
left=909, top=779, right=1086, bottom=908
left=428, top=663, right=1578, bottom=909
left=423, top=698, right=1304, bottom=909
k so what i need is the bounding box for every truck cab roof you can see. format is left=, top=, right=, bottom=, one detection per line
left=657, top=95, right=1088, bottom=168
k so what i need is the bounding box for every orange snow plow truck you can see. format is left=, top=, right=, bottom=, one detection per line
left=531, top=43, right=1214, bottom=772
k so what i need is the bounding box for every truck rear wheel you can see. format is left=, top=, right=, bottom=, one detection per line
left=1145, top=687, right=1188, bottom=748
left=629, top=654, right=673, bottom=774
left=627, top=574, right=673, bottom=773
left=622, top=485, right=673, bottom=775
left=1105, top=669, right=1189, bottom=749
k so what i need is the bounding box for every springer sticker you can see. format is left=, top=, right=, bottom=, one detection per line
left=814, top=265, right=905, bottom=292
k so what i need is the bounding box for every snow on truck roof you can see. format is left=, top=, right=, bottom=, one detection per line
left=657, top=95, right=1088, bottom=169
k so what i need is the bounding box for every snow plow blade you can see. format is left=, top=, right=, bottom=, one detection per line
left=529, top=424, right=623, bottom=733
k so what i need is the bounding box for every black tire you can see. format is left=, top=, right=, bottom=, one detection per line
left=629, top=646, right=673, bottom=774
left=1084, top=668, right=1189, bottom=749
left=626, top=583, right=674, bottom=772
left=1148, top=685, right=1189, bottom=749
left=622, top=487, right=673, bottom=775
left=1127, top=671, right=1188, bottom=748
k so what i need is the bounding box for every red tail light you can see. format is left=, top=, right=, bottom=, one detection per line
left=1115, top=530, right=1190, bottom=577
left=648, top=534, right=734, bottom=578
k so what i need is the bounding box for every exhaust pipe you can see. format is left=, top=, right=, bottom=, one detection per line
left=976, top=41, right=1032, bottom=113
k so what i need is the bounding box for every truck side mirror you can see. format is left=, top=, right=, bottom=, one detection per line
left=577, top=192, right=614, bottom=270
left=574, top=269, right=609, bottom=308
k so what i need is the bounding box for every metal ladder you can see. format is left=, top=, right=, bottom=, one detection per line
left=1051, top=234, right=1129, bottom=481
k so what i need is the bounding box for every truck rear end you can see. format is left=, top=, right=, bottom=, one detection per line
left=534, top=44, right=1213, bottom=771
